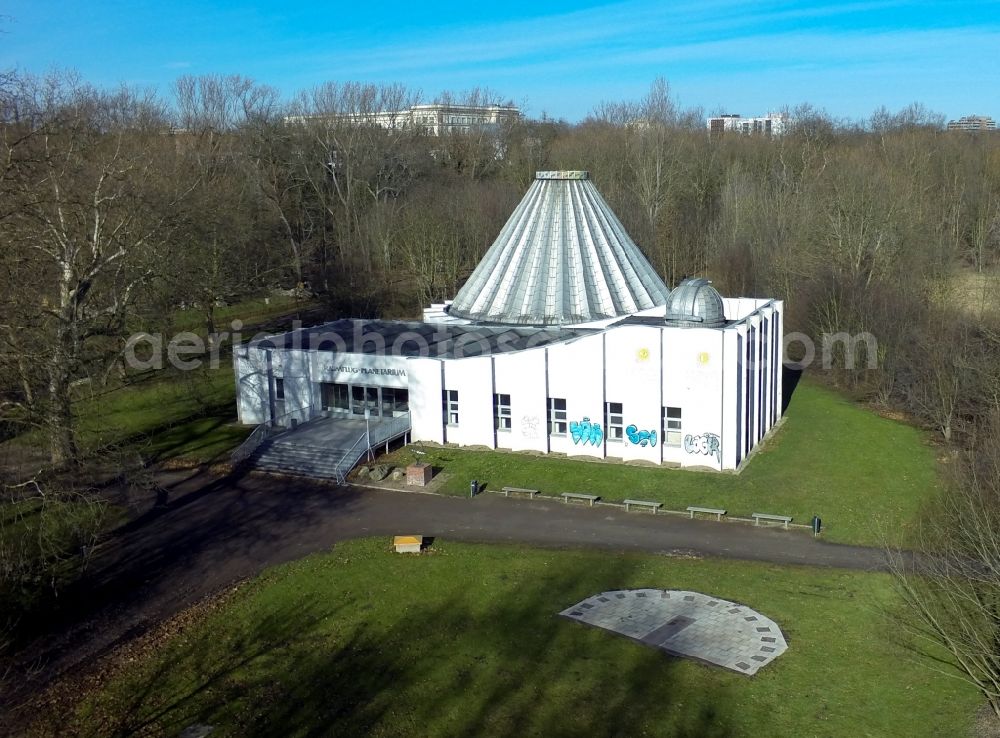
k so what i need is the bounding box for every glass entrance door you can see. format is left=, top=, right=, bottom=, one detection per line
left=320, top=382, right=350, bottom=413
left=351, top=386, right=380, bottom=416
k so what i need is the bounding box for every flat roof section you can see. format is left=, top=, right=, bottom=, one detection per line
left=250, top=319, right=595, bottom=359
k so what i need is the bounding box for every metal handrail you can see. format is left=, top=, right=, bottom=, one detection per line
left=333, top=412, right=412, bottom=483
left=333, top=431, right=370, bottom=484
left=269, top=401, right=317, bottom=430
left=230, top=401, right=317, bottom=467
left=231, top=422, right=270, bottom=466
left=371, top=412, right=411, bottom=444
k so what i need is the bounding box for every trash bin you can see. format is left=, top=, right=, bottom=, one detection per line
left=470, top=479, right=479, bottom=498
left=811, top=515, right=822, bottom=536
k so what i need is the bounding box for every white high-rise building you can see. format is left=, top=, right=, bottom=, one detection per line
left=707, top=112, right=790, bottom=137
left=947, top=115, right=996, bottom=131
left=286, top=103, right=521, bottom=135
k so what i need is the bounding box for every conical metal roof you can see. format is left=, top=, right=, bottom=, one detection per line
left=448, top=171, right=670, bottom=326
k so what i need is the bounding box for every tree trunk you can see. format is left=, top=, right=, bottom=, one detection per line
left=46, top=360, right=77, bottom=465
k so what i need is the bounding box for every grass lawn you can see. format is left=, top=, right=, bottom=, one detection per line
left=72, top=292, right=321, bottom=463
left=70, top=365, right=247, bottom=465
left=0, top=365, right=246, bottom=469
left=47, top=538, right=979, bottom=738
left=167, top=294, right=317, bottom=334
left=379, top=379, right=941, bottom=547
left=2, top=296, right=321, bottom=469
left=77, top=292, right=328, bottom=463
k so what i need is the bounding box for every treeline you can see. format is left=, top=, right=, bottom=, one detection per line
left=2, top=70, right=1000, bottom=712
left=1, top=72, right=999, bottom=464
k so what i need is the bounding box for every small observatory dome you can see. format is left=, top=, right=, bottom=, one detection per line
left=664, top=278, right=727, bottom=327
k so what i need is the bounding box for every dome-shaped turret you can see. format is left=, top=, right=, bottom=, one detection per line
left=664, top=278, right=726, bottom=327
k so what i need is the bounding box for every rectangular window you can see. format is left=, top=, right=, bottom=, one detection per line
left=382, top=388, right=409, bottom=416
left=321, top=382, right=350, bottom=411
left=494, top=393, right=512, bottom=431
left=663, top=407, right=682, bottom=447
left=548, top=397, right=567, bottom=435
left=442, top=389, right=459, bottom=426
left=605, top=402, right=624, bottom=441
left=274, top=377, right=285, bottom=400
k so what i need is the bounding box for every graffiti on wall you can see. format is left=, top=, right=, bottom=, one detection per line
left=520, top=415, right=540, bottom=439
left=625, top=424, right=657, bottom=447
left=570, top=417, right=604, bottom=446
left=684, top=433, right=722, bottom=462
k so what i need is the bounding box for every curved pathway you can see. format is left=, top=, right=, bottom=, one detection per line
left=2, top=466, right=888, bottom=727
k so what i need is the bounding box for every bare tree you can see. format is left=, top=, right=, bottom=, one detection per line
left=0, top=73, right=182, bottom=463
left=869, top=102, right=946, bottom=133
left=889, top=415, right=1000, bottom=717
left=432, top=87, right=516, bottom=180
left=0, top=476, right=109, bottom=622
left=174, top=74, right=278, bottom=132
left=169, top=75, right=284, bottom=336
left=286, top=82, right=420, bottom=288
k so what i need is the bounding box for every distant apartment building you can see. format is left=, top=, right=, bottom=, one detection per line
left=407, top=104, right=521, bottom=134
left=707, top=112, right=790, bottom=138
left=287, top=103, right=521, bottom=134
left=947, top=115, right=996, bottom=131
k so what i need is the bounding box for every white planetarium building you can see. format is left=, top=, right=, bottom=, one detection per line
left=234, top=171, right=783, bottom=476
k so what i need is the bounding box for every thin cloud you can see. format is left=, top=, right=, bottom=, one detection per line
left=292, top=0, right=977, bottom=80
left=309, top=24, right=1000, bottom=84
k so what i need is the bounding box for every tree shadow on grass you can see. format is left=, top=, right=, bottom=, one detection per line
left=53, top=549, right=737, bottom=737
left=115, top=408, right=244, bottom=467
left=0, top=468, right=375, bottom=723
left=144, top=416, right=235, bottom=462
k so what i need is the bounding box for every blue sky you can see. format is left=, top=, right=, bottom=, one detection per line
left=1, top=1, right=997, bottom=122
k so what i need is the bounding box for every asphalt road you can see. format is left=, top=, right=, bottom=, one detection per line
left=2, top=466, right=888, bottom=725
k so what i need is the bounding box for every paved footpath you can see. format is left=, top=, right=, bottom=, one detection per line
left=2, top=466, right=888, bottom=721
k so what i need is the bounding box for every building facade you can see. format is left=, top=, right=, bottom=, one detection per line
left=947, top=115, right=996, bottom=131
left=707, top=112, right=790, bottom=138
left=286, top=103, right=521, bottom=135
left=235, top=171, right=783, bottom=472
left=407, top=104, right=521, bottom=135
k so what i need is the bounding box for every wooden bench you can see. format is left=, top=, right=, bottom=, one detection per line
left=686, top=506, right=727, bottom=521
left=752, top=512, right=793, bottom=529
left=501, top=486, right=540, bottom=499
left=562, top=492, right=600, bottom=507
left=624, top=499, right=662, bottom=514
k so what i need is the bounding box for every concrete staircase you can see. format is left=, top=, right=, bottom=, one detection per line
left=251, top=435, right=364, bottom=481
left=237, top=412, right=411, bottom=483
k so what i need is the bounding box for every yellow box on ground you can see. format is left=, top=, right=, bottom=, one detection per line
left=393, top=535, right=424, bottom=553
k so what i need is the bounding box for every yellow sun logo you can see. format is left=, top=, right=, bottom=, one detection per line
left=636, top=347, right=650, bottom=361
left=698, top=352, right=710, bottom=365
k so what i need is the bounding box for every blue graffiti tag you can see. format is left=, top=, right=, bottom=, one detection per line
left=683, top=432, right=722, bottom=462
left=570, top=417, right=604, bottom=446
left=625, top=424, right=657, bottom=447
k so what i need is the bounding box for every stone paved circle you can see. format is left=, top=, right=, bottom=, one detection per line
left=559, top=589, right=788, bottom=675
